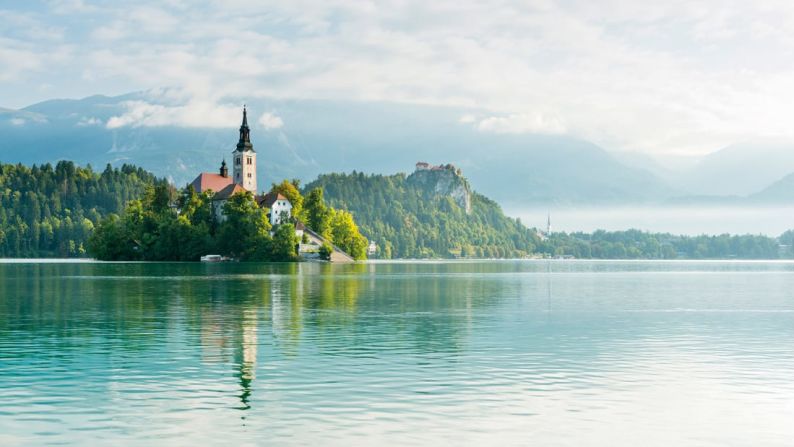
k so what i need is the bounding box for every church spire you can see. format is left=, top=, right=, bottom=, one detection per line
left=220, top=158, right=228, bottom=178
left=236, top=106, right=254, bottom=152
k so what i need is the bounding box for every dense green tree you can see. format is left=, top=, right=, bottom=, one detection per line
left=271, top=223, right=299, bottom=261
left=328, top=209, right=368, bottom=260
left=217, top=192, right=272, bottom=260
left=303, top=187, right=331, bottom=237
left=1, top=161, right=163, bottom=258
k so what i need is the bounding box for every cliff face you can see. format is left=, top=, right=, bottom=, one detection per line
left=407, top=165, right=472, bottom=213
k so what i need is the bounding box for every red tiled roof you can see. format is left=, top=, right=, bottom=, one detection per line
left=190, top=173, right=233, bottom=194
left=213, top=183, right=247, bottom=200
left=258, top=191, right=289, bottom=208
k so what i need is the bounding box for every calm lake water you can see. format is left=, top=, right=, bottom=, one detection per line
left=1, top=260, right=793, bottom=446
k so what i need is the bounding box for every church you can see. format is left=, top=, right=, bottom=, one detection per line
left=189, top=107, right=290, bottom=226
left=187, top=107, right=354, bottom=262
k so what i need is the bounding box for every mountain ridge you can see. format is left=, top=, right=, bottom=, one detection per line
left=3, top=92, right=793, bottom=206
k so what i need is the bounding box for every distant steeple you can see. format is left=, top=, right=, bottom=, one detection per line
left=546, top=213, right=552, bottom=235
left=236, top=105, right=254, bottom=152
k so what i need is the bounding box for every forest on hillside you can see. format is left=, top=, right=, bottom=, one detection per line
left=0, top=162, right=163, bottom=257
left=306, top=171, right=794, bottom=260
left=538, top=229, right=793, bottom=260
left=304, top=172, right=541, bottom=258
left=2, top=161, right=793, bottom=260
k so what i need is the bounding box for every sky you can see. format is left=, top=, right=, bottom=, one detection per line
left=3, top=0, right=794, bottom=156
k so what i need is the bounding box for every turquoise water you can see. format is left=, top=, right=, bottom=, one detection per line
left=1, top=260, right=793, bottom=446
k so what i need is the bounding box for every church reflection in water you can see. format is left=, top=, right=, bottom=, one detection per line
left=236, top=308, right=258, bottom=410
left=195, top=263, right=363, bottom=411
left=193, top=261, right=485, bottom=411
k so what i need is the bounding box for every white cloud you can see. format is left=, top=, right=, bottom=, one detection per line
left=77, top=116, right=102, bottom=126
left=107, top=99, right=241, bottom=129
left=477, top=113, right=566, bottom=135
left=258, top=112, right=284, bottom=130
left=10, top=118, right=25, bottom=126
left=7, top=0, right=794, bottom=155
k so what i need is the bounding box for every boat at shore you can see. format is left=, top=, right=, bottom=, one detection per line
left=200, top=255, right=229, bottom=262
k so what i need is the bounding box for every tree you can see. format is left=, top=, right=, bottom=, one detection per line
left=88, top=214, right=139, bottom=260
left=319, top=242, right=333, bottom=261
left=271, top=223, right=299, bottom=261
left=304, top=187, right=330, bottom=236
left=217, top=191, right=272, bottom=260
left=329, top=209, right=368, bottom=260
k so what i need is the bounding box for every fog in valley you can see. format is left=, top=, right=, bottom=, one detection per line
left=510, top=206, right=794, bottom=237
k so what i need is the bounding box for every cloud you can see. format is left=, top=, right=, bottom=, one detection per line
left=9, top=118, right=25, bottom=126
left=77, top=116, right=102, bottom=126
left=477, top=113, right=566, bottom=135
left=6, top=0, right=794, bottom=155
left=258, top=112, right=284, bottom=130
left=107, top=99, right=242, bottom=129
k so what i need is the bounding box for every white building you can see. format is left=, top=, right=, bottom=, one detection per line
left=259, top=191, right=293, bottom=226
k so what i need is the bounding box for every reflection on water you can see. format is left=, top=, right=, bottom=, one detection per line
left=0, top=260, right=793, bottom=446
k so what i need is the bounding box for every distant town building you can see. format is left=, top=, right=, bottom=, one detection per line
left=367, top=240, right=378, bottom=256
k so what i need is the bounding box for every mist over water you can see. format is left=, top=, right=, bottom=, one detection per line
left=509, top=206, right=794, bottom=236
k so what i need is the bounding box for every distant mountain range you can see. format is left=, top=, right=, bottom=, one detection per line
left=0, top=92, right=792, bottom=206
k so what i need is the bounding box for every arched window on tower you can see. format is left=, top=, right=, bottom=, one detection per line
left=236, top=158, right=241, bottom=166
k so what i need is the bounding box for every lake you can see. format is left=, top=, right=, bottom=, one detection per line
left=1, top=260, right=793, bottom=446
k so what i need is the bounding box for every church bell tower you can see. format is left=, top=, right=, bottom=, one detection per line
left=232, top=106, right=257, bottom=192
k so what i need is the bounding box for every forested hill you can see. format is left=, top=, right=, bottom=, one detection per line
left=0, top=162, right=163, bottom=257
left=303, top=170, right=540, bottom=258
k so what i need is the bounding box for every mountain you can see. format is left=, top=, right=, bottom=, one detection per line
left=679, top=141, right=794, bottom=196
left=0, top=92, right=675, bottom=206
left=749, top=172, right=794, bottom=203
left=303, top=167, right=540, bottom=258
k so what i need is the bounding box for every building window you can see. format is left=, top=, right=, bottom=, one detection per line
left=236, top=173, right=240, bottom=179
left=247, top=157, right=252, bottom=165
left=236, top=158, right=241, bottom=166
left=247, top=173, right=251, bottom=178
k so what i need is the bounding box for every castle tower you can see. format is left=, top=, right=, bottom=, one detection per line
left=232, top=106, right=257, bottom=192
